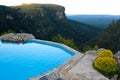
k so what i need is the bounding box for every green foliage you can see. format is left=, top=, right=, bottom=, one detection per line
left=94, top=57, right=117, bottom=77
left=82, top=45, right=99, bottom=52
left=82, top=46, right=92, bottom=52
left=98, top=49, right=113, bottom=58
left=52, top=34, right=78, bottom=50
left=93, top=45, right=99, bottom=50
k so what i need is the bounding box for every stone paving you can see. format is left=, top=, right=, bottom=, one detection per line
left=30, top=50, right=109, bottom=80
left=58, top=50, right=109, bottom=80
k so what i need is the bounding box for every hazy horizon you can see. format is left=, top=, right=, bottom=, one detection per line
left=66, top=14, right=120, bottom=16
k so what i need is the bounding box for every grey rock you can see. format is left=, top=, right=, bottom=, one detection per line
left=114, top=51, right=120, bottom=59
left=1, top=33, right=35, bottom=42
left=114, top=51, right=120, bottom=65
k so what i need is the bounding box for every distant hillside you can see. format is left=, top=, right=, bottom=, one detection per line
left=0, top=4, right=102, bottom=49
left=67, top=15, right=120, bottom=29
left=86, top=20, right=120, bottom=52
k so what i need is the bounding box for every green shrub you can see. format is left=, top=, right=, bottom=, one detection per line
left=93, top=45, right=99, bottom=50
left=98, top=49, right=113, bottom=58
left=52, top=34, right=78, bottom=50
left=94, top=57, right=117, bottom=76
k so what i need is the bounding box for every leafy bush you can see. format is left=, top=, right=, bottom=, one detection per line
left=98, top=49, right=113, bottom=58
left=94, top=57, right=117, bottom=77
left=93, top=45, right=99, bottom=50
left=52, top=34, right=78, bottom=50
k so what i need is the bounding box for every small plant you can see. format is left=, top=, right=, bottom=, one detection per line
left=98, top=49, right=113, bottom=58
left=93, top=45, right=99, bottom=50
left=94, top=57, right=117, bottom=77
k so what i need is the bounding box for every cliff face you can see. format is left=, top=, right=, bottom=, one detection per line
left=13, top=4, right=66, bottom=20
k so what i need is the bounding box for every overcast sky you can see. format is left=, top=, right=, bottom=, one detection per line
left=1, top=0, right=120, bottom=15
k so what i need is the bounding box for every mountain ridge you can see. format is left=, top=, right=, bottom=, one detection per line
left=67, top=15, right=120, bottom=29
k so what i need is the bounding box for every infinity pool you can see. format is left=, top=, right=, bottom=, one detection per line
left=0, top=39, right=74, bottom=80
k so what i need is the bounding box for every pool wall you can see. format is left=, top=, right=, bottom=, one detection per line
left=28, top=39, right=83, bottom=80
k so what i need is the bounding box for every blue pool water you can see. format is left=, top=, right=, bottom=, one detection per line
left=0, top=39, right=74, bottom=80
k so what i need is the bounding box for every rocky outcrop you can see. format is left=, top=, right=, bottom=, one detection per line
left=1, top=33, right=35, bottom=42
left=13, top=4, right=66, bottom=20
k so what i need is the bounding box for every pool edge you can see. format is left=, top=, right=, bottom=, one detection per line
left=28, top=39, right=84, bottom=80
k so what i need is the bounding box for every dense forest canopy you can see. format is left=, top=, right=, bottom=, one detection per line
left=86, top=20, right=120, bottom=52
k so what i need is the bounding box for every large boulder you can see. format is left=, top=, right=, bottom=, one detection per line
left=114, top=51, right=120, bottom=59
left=1, top=33, right=35, bottom=42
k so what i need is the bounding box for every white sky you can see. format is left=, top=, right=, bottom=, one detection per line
left=0, top=0, right=120, bottom=15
